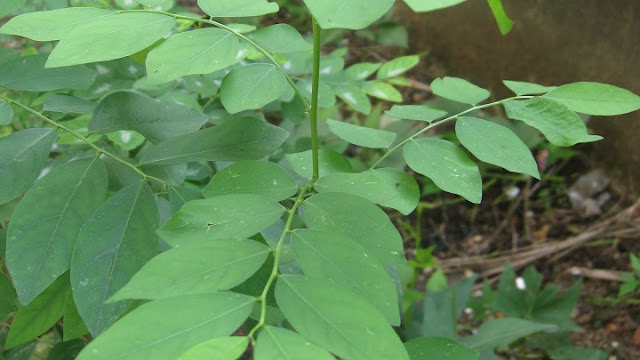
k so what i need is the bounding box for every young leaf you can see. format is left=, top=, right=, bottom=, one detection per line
left=250, top=24, right=312, bottom=57
left=220, top=63, right=287, bottom=114
left=197, top=0, right=279, bottom=17
left=109, top=239, right=270, bottom=301
left=202, top=160, right=298, bottom=201
left=377, top=55, right=420, bottom=79
left=4, top=275, right=69, bottom=349
left=335, top=85, right=371, bottom=114
left=286, top=149, right=352, bottom=179
left=487, top=0, right=514, bottom=35
left=405, top=337, right=478, bottom=360
left=303, top=0, right=395, bottom=30
left=71, top=181, right=159, bottom=336
left=178, top=336, right=249, bottom=360
left=430, top=77, right=490, bottom=105
left=0, top=7, right=113, bottom=41
left=147, top=28, right=240, bottom=84
left=385, top=105, right=448, bottom=122
left=76, top=293, right=254, bottom=360
left=46, top=13, right=175, bottom=68
left=363, top=81, right=403, bottom=102
left=456, top=116, right=540, bottom=178
left=327, top=119, right=396, bottom=148
left=292, top=229, right=400, bottom=325
left=302, top=192, right=406, bottom=265
left=543, top=82, right=640, bottom=115
left=0, top=100, right=13, bottom=125
left=314, top=168, right=420, bottom=215
left=139, top=117, right=289, bottom=165
left=0, top=54, right=97, bottom=91
left=6, top=156, right=107, bottom=305
left=345, top=63, right=381, bottom=81
left=503, top=80, right=556, bottom=96
left=461, top=318, right=556, bottom=352
left=254, top=326, right=334, bottom=360
left=90, top=91, right=208, bottom=144
left=0, top=128, right=56, bottom=205
left=157, top=194, right=285, bottom=246
left=276, top=275, right=409, bottom=360
left=503, top=97, right=602, bottom=146
left=403, top=0, right=468, bottom=12
left=404, top=138, right=482, bottom=203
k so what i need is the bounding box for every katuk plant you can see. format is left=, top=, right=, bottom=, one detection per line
left=0, top=0, right=639, bottom=359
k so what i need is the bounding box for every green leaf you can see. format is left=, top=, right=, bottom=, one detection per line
left=362, top=81, right=403, bottom=102
left=5, top=275, right=69, bottom=349
left=404, top=138, right=482, bottom=203
left=250, top=24, right=312, bottom=57
left=377, top=55, right=420, bottom=79
left=0, top=128, right=56, bottom=205
left=197, top=0, right=279, bottom=17
left=0, top=7, right=113, bottom=41
left=422, top=276, right=476, bottom=338
left=0, top=54, right=96, bottom=91
left=487, top=0, right=513, bottom=35
left=456, top=116, right=540, bottom=178
left=202, top=160, right=297, bottom=201
left=286, top=149, right=352, bottom=179
left=431, top=77, right=490, bottom=105
left=90, top=91, right=208, bottom=144
left=0, top=0, right=26, bottom=18
left=76, top=293, right=254, bottom=360
left=0, top=272, right=17, bottom=321
left=107, top=131, right=146, bottom=151
left=140, top=117, right=289, bottom=165
left=178, top=336, right=249, bottom=360
left=345, top=63, right=381, bottom=80
left=403, top=0, right=468, bottom=12
left=6, top=156, right=107, bottom=305
left=503, top=80, right=556, bottom=96
left=461, top=318, right=556, bottom=352
left=302, top=192, right=405, bottom=265
left=314, top=168, right=419, bottom=215
left=503, top=97, right=602, bottom=146
left=385, top=105, right=448, bottom=122
left=292, top=229, right=400, bottom=325
left=71, top=181, right=159, bottom=336
left=276, top=275, right=409, bottom=360
left=405, top=337, right=478, bottom=360
left=109, top=239, right=269, bottom=301
left=220, top=63, right=287, bottom=114
left=327, top=119, right=396, bottom=148
left=46, top=13, right=175, bottom=68
left=63, top=294, right=89, bottom=341
left=335, top=85, right=371, bottom=114
left=147, top=28, right=240, bottom=84
left=0, top=101, right=12, bottom=126
left=303, top=0, right=395, bottom=30
left=158, top=194, right=285, bottom=246
left=43, top=94, right=96, bottom=114
left=254, top=326, right=334, bottom=360
left=134, top=0, right=173, bottom=7
left=543, top=82, right=640, bottom=115
left=549, top=346, right=609, bottom=360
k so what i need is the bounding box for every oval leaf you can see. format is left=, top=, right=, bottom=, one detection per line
left=327, top=119, right=396, bottom=148
left=385, top=105, right=448, bottom=122
left=404, top=138, right=482, bottom=203
left=198, top=0, right=279, bottom=17
left=362, top=81, right=403, bottom=102
left=7, top=157, right=107, bottom=305
left=254, top=326, right=334, bottom=360
left=335, top=85, right=371, bottom=114
left=0, top=128, right=56, bottom=205
left=302, top=0, right=395, bottom=30
left=202, top=160, right=298, bottom=201
left=158, top=194, right=285, bottom=246
left=377, top=55, right=420, bottom=79
left=140, top=117, right=289, bottom=165
left=46, top=13, right=175, bottom=67
left=220, top=63, right=287, bottom=114
left=543, top=82, right=640, bottom=115
left=147, top=28, right=240, bottom=84
left=0, top=54, right=97, bottom=91
left=76, top=293, right=254, bottom=360
left=179, top=336, right=249, bottom=360
left=250, top=24, right=312, bottom=57
left=109, top=239, right=270, bottom=301
left=286, top=149, right=351, bottom=179
left=292, top=229, right=400, bottom=325
left=430, top=77, right=490, bottom=105
left=456, top=116, right=539, bottom=179
left=403, top=0, right=468, bottom=12
left=302, top=192, right=405, bottom=265
left=503, top=80, right=556, bottom=96
left=71, top=181, right=159, bottom=336
left=276, top=275, right=409, bottom=360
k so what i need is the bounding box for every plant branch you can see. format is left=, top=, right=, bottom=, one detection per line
left=309, top=17, right=322, bottom=181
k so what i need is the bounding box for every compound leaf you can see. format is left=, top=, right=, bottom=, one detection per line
left=303, top=0, right=395, bottom=30
left=220, top=63, right=287, bottom=114
left=7, top=157, right=107, bottom=305
left=431, top=77, right=490, bottom=105
left=197, top=0, right=279, bottom=17
left=544, top=82, right=640, bottom=115
left=254, top=326, right=334, bottom=360
left=327, top=119, right=396, bottom=148
left=0, top=54, right=96, bottom=91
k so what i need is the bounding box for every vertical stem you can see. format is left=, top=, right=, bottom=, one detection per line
left=309, top=17, right=322, bottom=181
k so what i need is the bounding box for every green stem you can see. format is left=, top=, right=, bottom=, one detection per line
left=248, top=181, right=315, bottom=341
left=118, top=9, right=311, bottom=112
left=309, top=17, right=322, bottom=181
left=369, top=96, right=530, bottom=169
left=0, top=95, right=172, bottom=188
